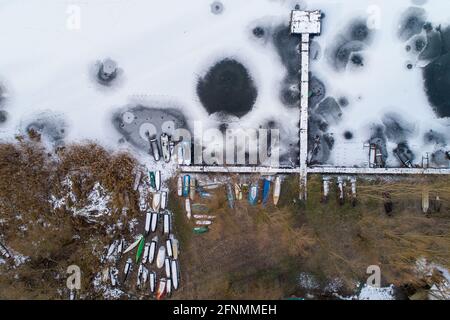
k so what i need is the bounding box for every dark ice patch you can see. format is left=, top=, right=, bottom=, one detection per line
left=423, top=52, right=450, bottom=118
left=344, top=131, right=353, bottom=140
left=197, top=59, right=257, bottom=118
left=24, top=113, right=67, bottom=146
left=279, top=75, right=300, bottom=107
left=431, top=149, right=450, bottom=167
left=0, top=110, right=7, bottom=124
left=348, top=20, right=373, bottom=43
left=329, top=39, right=366, bottom=71
left=210, top=1, right=224, bottom=15
left=419, top=30, right=442, bottom=62
left=273, top=25, right=301, bottom=75
left=350, top=53, right=364, bottom=67
left=253, top=27, right=266, bottom=38
left=398, top=7, right=427, bottom=42
left=424, top=129, right=446, bottom=146
left=381, top=112, right=415, bottom=143
left=338, top=97, right=349, bottom=107
left=315, top=97, right=342, bottom=125
left=369, top=125, right=388, bottom=161
left=309, top=76, right=326, bottom=108
left=113, top=105, right=188, bottom=151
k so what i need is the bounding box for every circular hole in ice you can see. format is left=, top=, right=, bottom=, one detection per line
left=139, top=123, right=157, bottom=140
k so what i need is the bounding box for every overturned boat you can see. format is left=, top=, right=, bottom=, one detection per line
left=163, top=213, right=171, bottom=235
left=152, top=193, right=161, bottom=212
left=195, top=220, right=212, bottom=226
left=185, top=198, right=192, bottom=220
left=149, top=236, right=158, bottom=264
left=248, top=183, right=258, bottom=206
left=161, top=191, right=168, bottom=210
left=262, top=178, right=271, bottom=206
left=183, top=175, right=190, bottom=197
left=169, top=234, right=179, bottom=260
left=166, top=239, right=173, bottom=258
left=161, top=133, right=171, bottom=163
left=156, top=246, right=166, bottom=269
left=149, top=271, right=156, bottom=293
left=142, top=242, right=150, bottom=264
left=123, top=258, right=132, bottom=283
left=273, top=176, right=281, bottom=206
left=235, top=183, right=243, bottom=201
left=164, top=257, right=171, bottom=278
left=156, top=278, right=167, bottom=300
left=155, top=171, right=161, bottom=191
left=145, top=211, right=152, bottom=235
left=123, top=235, right=144, bottom=254
left=190, top=177, right=196, bottom=201
left=177, top=176, right=182, bottom=196
left=151, top=212, right=158, bottom=233
left=135, top=236, right=146, bottom=263
left=171, top=259, right=180, bottom=290
left=150, top=137, right=160, bottom=162
left=226, top=183, right=234, bottom=209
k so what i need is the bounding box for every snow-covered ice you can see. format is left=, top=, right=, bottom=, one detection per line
left=0, top=0, right=450, bottom=167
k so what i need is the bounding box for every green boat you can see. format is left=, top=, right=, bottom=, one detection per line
left=135, top=236, right=146, bottom=263
left=193, top=227, right=209, bottom=234
left=149, top=171, right=156, bottom=189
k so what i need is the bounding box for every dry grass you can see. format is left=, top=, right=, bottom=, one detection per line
left=0, top=140, right=140, bottom=299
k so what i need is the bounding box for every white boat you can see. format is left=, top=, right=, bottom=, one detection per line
left=123, top=235, right=143, bottom=254
left=110, top=267, right=119, bottom=287
left=171, top=259, right=179, bottom=290
left=193, top=215, right=216, bottom=220
left=152, top=193, right=161, bottom=212
left=177, top=143, right=184, bottom=165
left=166, top=239, right=173, bottom=257
left=151, top=212, right=158, bottom=233
left=117, top=239, right=124, bottom=256
left=156, top=246, right=166, bottom=269
left=142, top=242, right=150, bottom=263
left=185, top=198, right=191, bottom=220
left=177, top=176, right=182, bottom=196
left=273, top=176, right=281, bottom=206
left=235, top=183, right=243, bottom=200
left=150, top=138, right=160, bottom=162
left=189, top=177, right=196, bottom=201
left=141, top=266, right=149, bottom=287
left=170, top=235, right=179, bottom=260
left=161, top=133, right=171, bottom=163
left=161, top=191, right=168, bottom=210
left=123, top=258, right=132, bottom=282
left=166, top=278, right=172, bottom=297
left=155, top=171, right=161, bottom=191
left=195, top=220, right=212, bottom=226
left=105, top=241, right=116, bottom=261
left=133, top=170, right=142, bottom=191
left=156, top=278, right=166, bottom=300
left=164, top=258, right=171, bottom=278
left=136, top=264, right=143, bottom=286
left=149, top=236, right=157, bottom=264
left=149, top=271, right=156, bottom=293
left=163, top=213, right=171, bottom=235
left=144, top=211, right=152, bottom=235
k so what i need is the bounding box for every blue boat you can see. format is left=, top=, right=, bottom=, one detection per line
left=248, top=183, right=258, bottom=206
left=262, top=178, right=271, bottom=206
left=182, top=175, right=190, bottom=197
